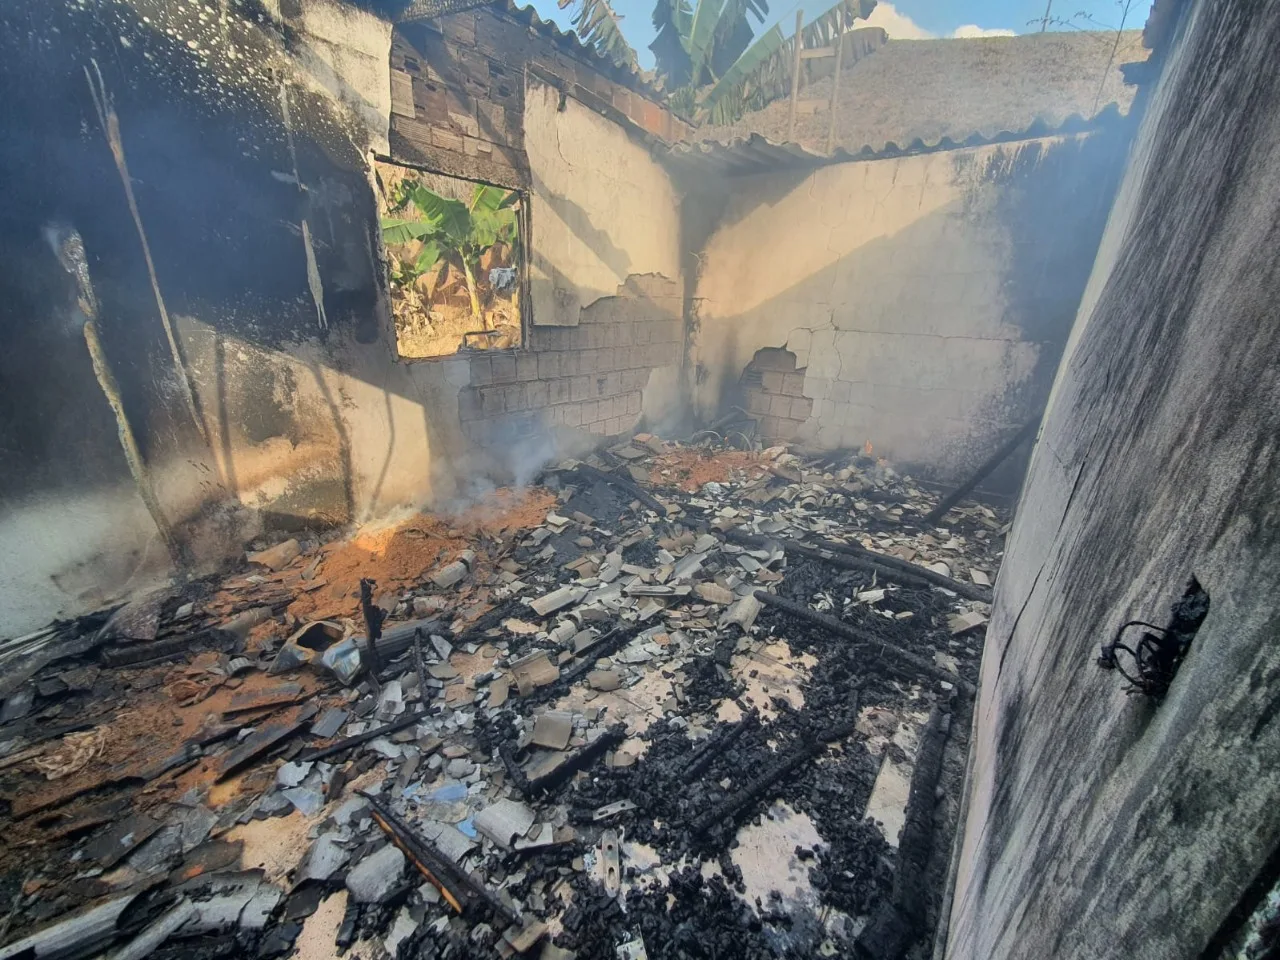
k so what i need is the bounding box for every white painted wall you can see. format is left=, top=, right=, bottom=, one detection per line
left=525, top=80, right=683, bottom=326
left=692, top=138, right=1086, bottom=478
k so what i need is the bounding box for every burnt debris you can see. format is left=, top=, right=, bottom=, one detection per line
left=0, top=434, right=1004, bottom=959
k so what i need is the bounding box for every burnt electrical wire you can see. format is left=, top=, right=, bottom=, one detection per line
left=1097, top=620, right=1185, bottom=699
left=1097, top=579, right=1210, bottom=701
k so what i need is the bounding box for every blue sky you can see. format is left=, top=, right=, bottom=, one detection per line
left=527, top=0, right=1141, bottom=70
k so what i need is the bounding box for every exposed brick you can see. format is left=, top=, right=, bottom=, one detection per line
left=790, top=396, right=814, bottom=420
left=626, top=392, right=641, bottom=416
left=605, top=415, right=622, bottom=435
left=596, top=347, right=615, bottom=371
left=537, top=352, right=560, bottom=380
left=769, top=394, right=792, bottom=417
left=458, top=389, right=482, bottom=421
left=470, top=356, right=493, bottom=386
left=761, top=371, right=785, bottom=393
left=431, top=126, right=466, bottom=153
left=516, top=355, right=538, bottom=382
left=547, top=405, right=565, bottom=426
left=782, top=373, right=806, bottom=396
left=751, top=348, right=797, bottom=372
left=581, top=399, right=599, bottom=423
left=570, top=375, right=592, bottom=402
left=588, top=421, right=606, bottom=435
left=562, top=403, right=582, bottom=427
left=441, top=12, right=477, bottom=45
left=578, top=350, right=597, bottom=375
left=746, top=389, right=771, bottom=415
left=449, top=111, right=481, bottom=138
left=614, top=323, right=635, bottom=347
left=492, top=355, right=517, bottom=383
left=558, top=351, right=578, bottom=377
left=633, top=322, right=652, bottom=345
left=527, top=380, right=550, bottom=408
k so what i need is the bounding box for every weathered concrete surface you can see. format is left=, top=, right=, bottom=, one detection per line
left=525, top=81, right=683, bottom=327
left=947, top=1, right=1280, bottom=957
left=692, top=127, right=1128, bottom=484
left=0, top=0, right=690, bottom=637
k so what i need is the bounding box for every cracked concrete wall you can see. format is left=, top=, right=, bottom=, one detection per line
left=692, top=131, right=1127, bottom=483
left=525, top=80, right=683, bottom=327
left=946, top=1, right=1280, bottom=956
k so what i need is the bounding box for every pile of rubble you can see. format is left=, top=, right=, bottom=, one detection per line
left=0, top=435, right=1004, bottom=960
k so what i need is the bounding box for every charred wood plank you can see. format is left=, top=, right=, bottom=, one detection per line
left=526, top=724, right=625, bottom=796
left=680, top=709, right=758, bottom=780
left=575, top=463, right=669, bottom=518
left=215, top=704, right=316, bottom=781
left=855, top=705, right=951, bottom=960
left=814, top=539, right=992, bottom=603
left=296, top=708, right=428, bottom=763
left=752, top=591, right=975, bottom=696
left=689, top=702, right=859, bottom=836
left=922, top=416, right=1040, bottom=525
left=729, top=528, right=991, bottom=602
left=361, top=790, right=520, bottom=925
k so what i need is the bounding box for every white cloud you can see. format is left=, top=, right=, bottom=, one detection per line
left=861, top=3, right=1018, bottom=40
left=952, top=24, right=1017, bottom=37
left=862, top=1, right=934, bottom=39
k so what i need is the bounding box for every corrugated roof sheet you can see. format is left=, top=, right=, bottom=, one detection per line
left=697, top=30, right=1148, bottom=161
left=664, top=107, right=1123, bottom=178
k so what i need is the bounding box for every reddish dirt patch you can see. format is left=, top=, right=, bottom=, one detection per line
left=287, top=488, right=557, bottom=622
left=650, top=449, right=769, bottom=492
left=3, top=670, right=332, bottom=821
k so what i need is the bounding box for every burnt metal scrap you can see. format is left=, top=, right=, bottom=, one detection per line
left=0, top=434, right=1003, bottom=960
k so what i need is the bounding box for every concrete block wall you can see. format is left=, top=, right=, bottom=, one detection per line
left=456, top=276, right=683, bottom=448
left=692, top=128, right=1130, bottom=485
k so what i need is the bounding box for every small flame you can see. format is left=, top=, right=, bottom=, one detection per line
left=863, top=440, right=873, bottom=455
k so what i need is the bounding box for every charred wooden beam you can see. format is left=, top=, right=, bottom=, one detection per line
left=296, top=709, right=428, bottom=763
left=752, top=591, right=976, bottom=696
left=361, top=790, right=520, bottom=925
left=575, top=463, right=668, bottom=518
left=727, top=528, right=991, bottom=602
left=689, top=702, right=858, bottom=835
left=922, top=416, right=1040, bottom=525
left=814, top=539, right=993, bottom=603
left=526, top=724, right=626, bottom=796
left=855, top=705, right=951, bottom=960
left=680, top=709, right=758, bottom=780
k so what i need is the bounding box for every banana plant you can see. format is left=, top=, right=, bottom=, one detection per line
left=702, top=0, right=878, bottom=124
left=557, top=0, right=639, bottom=70
left=562, top=0, right=876, bottom=126
left=382, top=183, right=518, bottom=326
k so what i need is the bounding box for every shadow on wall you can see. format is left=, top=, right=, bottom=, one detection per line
left=693, top=125, right=1132, bottom=487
